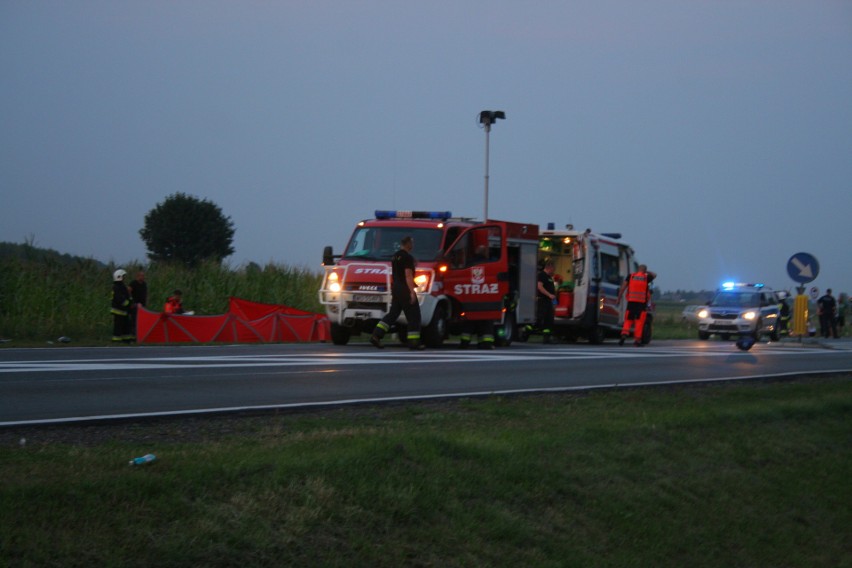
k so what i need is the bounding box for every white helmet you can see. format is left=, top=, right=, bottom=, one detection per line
left=113, top=269, right=127, bottom=282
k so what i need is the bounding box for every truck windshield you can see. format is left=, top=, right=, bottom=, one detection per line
left=342, top=227, right=445, bottom=261
left=712, top=291, right=759, bottom=308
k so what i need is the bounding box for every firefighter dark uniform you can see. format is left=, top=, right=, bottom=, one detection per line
left=370, top=237, right=424, bottom=349
left=535, top=262, right=557, bottom=344
left=619, top=267, right=655, bottom=346
left=110, top=269, right=134, bottom=342
left=779, top=298, right=791, bottom=336
left=459, top=320, right=495, bottom=350
left=817, top=290, right=839, bottom=339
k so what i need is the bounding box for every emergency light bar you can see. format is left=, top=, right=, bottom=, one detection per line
left=722, top=282, right=765, bottom=290
left=374, top=210, right=452, bottom=220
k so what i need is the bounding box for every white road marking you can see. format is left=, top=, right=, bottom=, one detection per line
left=0, top=344, right=839, bottom=374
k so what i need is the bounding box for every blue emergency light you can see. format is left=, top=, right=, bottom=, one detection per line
left=722, top=281, right=765, bottom=290
left=374, top=210, right=452, bottom=220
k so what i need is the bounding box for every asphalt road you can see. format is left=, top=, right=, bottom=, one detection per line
left=1, top=339, right=851, bottom=426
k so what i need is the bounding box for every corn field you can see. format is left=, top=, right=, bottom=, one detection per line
left=0, top=256, right=323, bottom=342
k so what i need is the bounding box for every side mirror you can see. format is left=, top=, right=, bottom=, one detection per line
left=322, top=246, right=334, bottom=266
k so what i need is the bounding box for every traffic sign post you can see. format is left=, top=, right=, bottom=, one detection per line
left=787, top=253, right=819, bottom=341
left=787, top=252, right=819, bottom=286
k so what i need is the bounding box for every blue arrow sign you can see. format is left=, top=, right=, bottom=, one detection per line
left=787, top=252, right=819, bottom=284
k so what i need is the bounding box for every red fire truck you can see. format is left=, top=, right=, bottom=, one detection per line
left=319, top=210, right=540, bottom=347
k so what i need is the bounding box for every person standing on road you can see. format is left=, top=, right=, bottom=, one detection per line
left=618, top=264, right=656, bottom=346
left=778, top=296, right=791, bottom=336
left=817, top=289, right=839, bottom=339
left=370, top=236, right=424, bottom=350
left=110, top=269, right=134, bottom=342
left=534, top=260, right=557, bottom=344
left=837, top=292, right=848, bottom=336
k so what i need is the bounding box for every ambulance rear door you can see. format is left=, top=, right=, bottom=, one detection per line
left=571, top=237, right=588, bottom=319
left=597, top=239, right=623, bottom=327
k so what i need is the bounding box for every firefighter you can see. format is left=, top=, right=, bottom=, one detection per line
left=618, top=264, right=656, bottom=346
left=535, top=260, right=557, bottom=344
left=110, top=269, right=134, bottom=342
left=778, top=296, right=791, bottom=336
left=459, top=245, right=496, bottom=349
left=459, top=321, right=495, bottom=350
left=370, top=236, right=424, bottom=350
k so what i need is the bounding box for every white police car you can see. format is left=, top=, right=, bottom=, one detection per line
left=697, top=283, right=782, bottom=341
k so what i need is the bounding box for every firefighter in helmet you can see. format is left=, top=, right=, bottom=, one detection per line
left=110, top=269, right=134, bottom=342
left=618, top=264, right=656, bottom=346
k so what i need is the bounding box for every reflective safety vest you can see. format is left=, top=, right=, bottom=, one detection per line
left=626, top=272, right=649, bottom=304
left=164, top=297, right=183, bottom=314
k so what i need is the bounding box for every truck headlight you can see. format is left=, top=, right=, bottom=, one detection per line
left=326, top=271, right=342, bottom=293
left=414, top=273, right=430, bottom=293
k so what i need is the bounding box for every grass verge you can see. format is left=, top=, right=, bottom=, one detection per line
left=2, top=375, right=850, bottom=567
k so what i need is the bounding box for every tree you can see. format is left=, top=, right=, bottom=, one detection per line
left=140, top=193, right=235, bottom=266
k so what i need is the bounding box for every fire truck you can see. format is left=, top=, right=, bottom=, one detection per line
left=319, top=210, right=540, bottom=347
left=525, top=224, right=653, bottom=344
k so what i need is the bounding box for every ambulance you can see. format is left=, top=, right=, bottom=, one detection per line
left=526, top=224, right=653, bottom=344
left=319, top=211, right=540, bottom=347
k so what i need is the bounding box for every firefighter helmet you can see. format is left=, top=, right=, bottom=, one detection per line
left=113, top=269, right=127, bottom=282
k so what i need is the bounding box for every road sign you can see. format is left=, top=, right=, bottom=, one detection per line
left=810, top=286, right=820, bottom=300
left=787, top=252, right=819, bottom=284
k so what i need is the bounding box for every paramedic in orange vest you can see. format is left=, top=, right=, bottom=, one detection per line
left=617, top=264, right=656, bottom=346
left=164, top=290, right=185, bottom=315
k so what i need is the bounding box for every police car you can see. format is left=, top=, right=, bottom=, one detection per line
left=697, top=282, right=782, bottom=341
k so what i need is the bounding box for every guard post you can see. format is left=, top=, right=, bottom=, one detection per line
left=791, top=287, right=808, bottom=337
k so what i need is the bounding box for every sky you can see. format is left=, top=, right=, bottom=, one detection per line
left=2, top=1, right=851, bottom=293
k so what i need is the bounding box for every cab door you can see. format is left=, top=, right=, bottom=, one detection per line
left=442, top=225, right=507, bottom=321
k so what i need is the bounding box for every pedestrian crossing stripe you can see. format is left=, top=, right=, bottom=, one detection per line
left=0, top=344, right=842, bottom=374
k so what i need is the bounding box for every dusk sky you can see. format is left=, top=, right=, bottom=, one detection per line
left=2, top=1, right=850, bottom=293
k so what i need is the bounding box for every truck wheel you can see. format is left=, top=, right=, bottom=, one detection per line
left=330, top=324, right=351, bottom=346
left=588, top=325, right=606, bottom=344
left=495, top=310, right=516, bottom=347
left=422, top=304, right=447, bottom=347
left=641, top=318, right=653, bottom=345
left=698, top=331, right=710, bottom=340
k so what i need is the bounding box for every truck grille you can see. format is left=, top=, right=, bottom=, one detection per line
left=349, top=301, right=386, bottom=310
left=345, top=284, right=388, bottom=292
